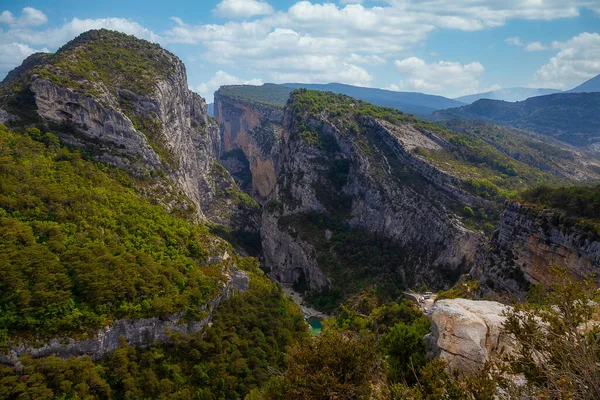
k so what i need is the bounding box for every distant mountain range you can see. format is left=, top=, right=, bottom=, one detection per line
left=434, top=92, right=600, bottom=148
left=207, top=73, right=600, bottom=120
left=283, top=82, right=464, bottom=115
left=207, top=102, right=214, bottom=117
left=568, top=74, right=600, bottom=93
left=455, top=88, right=561, bottom=104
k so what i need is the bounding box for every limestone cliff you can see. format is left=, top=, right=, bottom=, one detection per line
left=215, top=90, right=284, bottom=204
left=472, top=202, right=600, bottom=295
left=0, top=29, right=254, bottom=228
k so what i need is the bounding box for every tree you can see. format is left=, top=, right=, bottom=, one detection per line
left=379, top=322, right=428, bottom=384
left=273, top=322, right=379, bottom=400
left=502, top=267, right=600, bottom=399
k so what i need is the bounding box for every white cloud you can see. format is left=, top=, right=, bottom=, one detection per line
left=524, top=41, right=548, bottom=51
left=214, top=0, right=274, bottom=19
left=505, top=36, right=523, bottom=46
left=3, top=17, right=161, bottom=47
left=193, top=70, right=263, bottom=102
left=392, top=57, right=485, bottom=96
left=533, top=32, right=600, bottom=89
left=345, top=53, right=386, bottom=66
left=0, top=42, right=47, bottom=76
left=0, top=7, right=47, bottom=27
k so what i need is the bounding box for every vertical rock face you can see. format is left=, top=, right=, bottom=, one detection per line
left=472, top=202, right=600, bottom=295
left=425, top=299, right=516, bottom=372
left=214, top=91, right=284, bottom=204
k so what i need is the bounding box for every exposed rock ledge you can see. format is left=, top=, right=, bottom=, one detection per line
left=425, top=298, right=517, bottom=372
left=0, top=268, right=249, bottom=366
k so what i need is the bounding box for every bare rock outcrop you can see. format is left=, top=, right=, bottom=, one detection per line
left=426, top=298, right=517, bottom=372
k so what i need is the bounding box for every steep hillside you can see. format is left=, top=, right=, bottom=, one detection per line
left=455, top=87, right=561, bottom=104
left=569, top=73, right=600, bottom=93
left=260, top=90, right=484, bottom=301
left=434, top=92, right=600, bottom=149
left=0, top=29, right=258, bottom=231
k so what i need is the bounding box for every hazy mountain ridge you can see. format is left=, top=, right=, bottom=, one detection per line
left=455, top=87, right=561, bottom=104
left=434, top=92, right=600, bottom=149
left=569, top=73, right=600, bottom=93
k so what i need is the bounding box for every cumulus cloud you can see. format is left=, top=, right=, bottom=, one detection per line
left=0, top=17, right=161, bottom=48
left=0, top=42, right=47, bottom=76
left=214, top=0, right=274, bottom=19
left=391, top=57, right=485, bottom=96
left=346, top=53, right=386, bottom=66
left=193, top=70, right=263, bottom=102
left=505, top=36, right=523, bottom=46
left=525, top=41, right=548, bottom=51
left=0, top=7, right=47, bottom=27
left=533, top=32, right=600, bottom=89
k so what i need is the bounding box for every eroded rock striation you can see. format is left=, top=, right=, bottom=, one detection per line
left=215, top=91, right=284, bottom=204
left=426, top=298, right=516, bottom=372
left=472, top=202, right=600, bottom=295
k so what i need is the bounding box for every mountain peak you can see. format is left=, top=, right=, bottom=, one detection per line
left=569, top=74, right=600, bottom=93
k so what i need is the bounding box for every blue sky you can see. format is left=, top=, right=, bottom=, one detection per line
left=1, top=0, right=599, bottom=102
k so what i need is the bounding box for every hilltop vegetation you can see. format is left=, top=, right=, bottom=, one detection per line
left=1, top=29, right=172, bottom=100
left=522, top=184, right=600, bottom=221
left=0, top=124, right=231, bottom=342
left=0, top=29, right=182, bottom=167
left=218, top=84, right=292, bottom=108
left=284, top=82, right=463, bottom=115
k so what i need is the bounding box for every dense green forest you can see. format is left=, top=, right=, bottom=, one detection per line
left=0, top=124, right=235, bottom=342
left=0, top=275, right=308, bottom=399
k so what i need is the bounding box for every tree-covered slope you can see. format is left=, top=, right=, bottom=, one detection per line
left=0, top=124, right=237, bottom=342
left=434, top=92, right=600, bottom=148
left=0, top=261, right=308, bottom=399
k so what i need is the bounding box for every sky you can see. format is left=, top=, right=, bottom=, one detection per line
left=0, top=0, right=599, bottom=102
